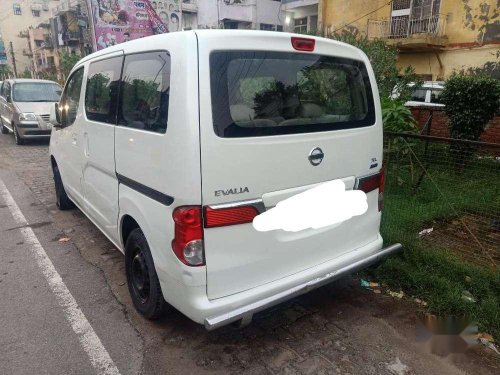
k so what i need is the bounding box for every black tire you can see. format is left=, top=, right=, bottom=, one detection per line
left=13, top=124, right=25, bottom=145
left=0, top=118, right=8, bottom=134
left=53, top=163, right=75, bottom=210
left=125, top=228, right=168, bottom=320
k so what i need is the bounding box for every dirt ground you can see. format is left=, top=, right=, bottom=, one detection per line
left=1, top=136, right=498, bottom=374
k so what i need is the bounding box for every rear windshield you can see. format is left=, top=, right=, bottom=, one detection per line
left=13, top=82, right=62, bottom=102
left=210, top=51, right=375, bottom=138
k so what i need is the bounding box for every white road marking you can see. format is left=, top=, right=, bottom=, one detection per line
left=0, top=179, right=121, bottom=375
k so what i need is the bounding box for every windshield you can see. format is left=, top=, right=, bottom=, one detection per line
left=210, top=51, right=375, bottom=137
left=12, top=82, right=62, bottom=102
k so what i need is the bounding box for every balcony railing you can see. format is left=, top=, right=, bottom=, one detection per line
left=52, top=0, right=79, bottom=16
left=368, top=14, right=447, bottom=40
left=182, top=0, right=198, bottom=12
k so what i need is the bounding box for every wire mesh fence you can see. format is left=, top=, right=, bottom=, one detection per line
left=381, top=132, right=500, bottom=269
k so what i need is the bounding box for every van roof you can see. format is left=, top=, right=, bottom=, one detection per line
left=74, top=30, right=366, bottom=70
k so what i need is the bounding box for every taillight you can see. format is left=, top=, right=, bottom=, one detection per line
left=378, top=168, right=385, bottom=211
left=291, top=37, right=315, bottom=52
left=357, top=170, right=384, bottom=211
left=204, top=206, right=259, bottom=228
left=172, top=206, right=204, bottom=266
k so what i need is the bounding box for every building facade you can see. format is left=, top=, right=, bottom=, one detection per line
left=319, top=0, right=499, bottom=80
left=282, top=0, right=318, bottom=34
left=196, top=0, right=284, bottom=30
left=0, top=0, right=61, bottom=76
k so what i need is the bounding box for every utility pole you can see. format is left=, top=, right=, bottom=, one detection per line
left=9, top=41, right=18, bottom=77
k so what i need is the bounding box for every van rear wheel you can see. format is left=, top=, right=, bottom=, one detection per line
left=125, top=228, right=168, bottom=320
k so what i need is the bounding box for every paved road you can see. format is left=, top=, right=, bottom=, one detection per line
left=0, top=132, right=497, bottom=375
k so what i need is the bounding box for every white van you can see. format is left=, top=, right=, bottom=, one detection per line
left=49, top=31, right=401, bottom=329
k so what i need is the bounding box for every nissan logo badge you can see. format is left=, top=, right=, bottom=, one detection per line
left=308, top=147, right=324, bottom=166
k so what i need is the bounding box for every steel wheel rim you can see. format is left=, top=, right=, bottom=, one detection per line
left=131, top=248, right=150, bottom=304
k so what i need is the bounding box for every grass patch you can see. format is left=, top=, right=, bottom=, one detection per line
left=377, top=142, right=500, bottom=339
left=371, top=243, right=500, bottom=339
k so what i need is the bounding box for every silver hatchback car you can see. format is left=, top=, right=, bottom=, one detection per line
left=0, top=79, right=62, bottom=144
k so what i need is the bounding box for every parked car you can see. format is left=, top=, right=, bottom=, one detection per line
left=49, top=30, right=401, bottom=329
left=0, top=78, right=62, bottom=144
left=399, top=81, right=445, bottom=108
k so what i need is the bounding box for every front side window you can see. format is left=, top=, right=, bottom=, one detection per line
left=62, top=68, right=84, bottom=126
left=118, top=51, right=170, bottom=134
left=85, top=56, right=122, bottom=124
left=210, top=51, right=375, bottom=138
left=12, top=82, right=62, bottom=102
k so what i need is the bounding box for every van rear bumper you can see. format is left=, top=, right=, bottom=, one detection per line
left=204, top=242, right=402, bottom=330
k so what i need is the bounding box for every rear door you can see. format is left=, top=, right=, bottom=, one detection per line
left=197, top=32, right=383, bottom=300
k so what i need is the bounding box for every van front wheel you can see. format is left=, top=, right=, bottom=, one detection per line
left=13, top=124, right=25, bottom=145
left=125, top=228, right=168, bottom=320
left=53, top=163, right=74, bottom=210
left=0, top=119, right=8, bottom=134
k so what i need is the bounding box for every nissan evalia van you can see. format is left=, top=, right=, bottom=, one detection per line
left=0, top=79, right=62, bottom=144
left=49, top=31, right=401, bottom=329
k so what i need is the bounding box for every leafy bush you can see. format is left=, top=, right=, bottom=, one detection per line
left=441, top=74, right=500, bottom=141
left=440, top=74, right=500, bottom=166
left=381, top=98, right=417, bottom=132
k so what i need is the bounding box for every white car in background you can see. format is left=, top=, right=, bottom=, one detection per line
left=404, top=81, right=445, bottom=108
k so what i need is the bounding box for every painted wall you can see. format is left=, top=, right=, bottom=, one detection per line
left=320, top=0, right=389, bottom=35
left=320, top=0, right=499, bottom=43
left=397, top=44, right=499, bottom=79
left=319, top=0, right=499, bottom=78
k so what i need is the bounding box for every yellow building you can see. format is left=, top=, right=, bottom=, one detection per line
left=318, top=0, right=499, bottom=80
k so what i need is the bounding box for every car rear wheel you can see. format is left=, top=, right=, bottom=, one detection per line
left=13, top=124, right=25, bottom=145
left=125, top=228, right=168, bottom=320
left=53, top=163, right=74, bottom=210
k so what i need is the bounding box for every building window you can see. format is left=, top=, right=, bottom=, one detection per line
left=13, top=4, right=22, bottom=15
left=260, top=24, right=274, bottom=31
left=276, top=25, right=283, bottom=32
left=294, top=18, right=307, bottom=34
left=224, top=21, right=239, bottom=29
left=32, top=9, right=41, bottom=17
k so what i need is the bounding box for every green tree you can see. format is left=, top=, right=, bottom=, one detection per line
left=326, top=32, right=421, bottom=101
left=59, top=52, right=81, bottom=79
left=0, top=64, right=13, bottom=80
left=20, top=69, right=32, bottom=78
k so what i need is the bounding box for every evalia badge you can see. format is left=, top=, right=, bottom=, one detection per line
left=215, top=187, right=249, bottom=197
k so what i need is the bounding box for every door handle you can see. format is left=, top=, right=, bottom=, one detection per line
left=83, top=132, right=90, bottom=157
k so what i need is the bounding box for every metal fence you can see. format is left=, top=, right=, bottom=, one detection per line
left=382, top=132, right=500, bottom=269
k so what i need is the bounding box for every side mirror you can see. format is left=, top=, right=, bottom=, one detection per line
left=53, top=102, right=63, bottom=128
